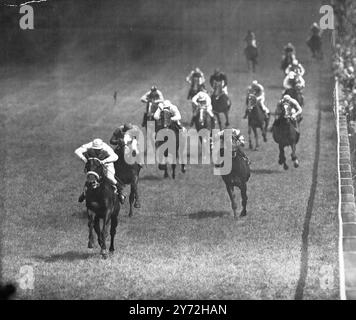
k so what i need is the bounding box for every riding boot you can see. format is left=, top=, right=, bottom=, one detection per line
left=115, top=183, right=126, bottom=204
left=190, top=116, right=195, bottom=127
left=78, top=184, right=87, bottom=203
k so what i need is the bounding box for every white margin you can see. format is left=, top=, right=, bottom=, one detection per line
left=335, top=76, right=347, bottom=300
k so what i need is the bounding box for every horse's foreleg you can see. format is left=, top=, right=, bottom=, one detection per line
left=291, top=144, right=299, bottom=168
left=263, top=118, right=269, bottom=142
left=225, top=182, right=237, bottom=218
left=128, top=184, right=135, bottom=217
left=240, top=182, right=248, bottom=217
left=109, top=213, right=118, bottom=253
left=94, top=215, right=102, bottom=247
left=216, top=114, right=222, bottom=131
left=224, top=111, right=230, bottom=127
left=133, top=178, right=141, bottom=209
left=248, top=125, right=253, bottom=150
left=100, top=213, right=111, bottom=258
left=278, top=144, right=288, bottom=170
left=172, top=164, right=176, bottom=179
left=87, top=209, right=94, bottom=249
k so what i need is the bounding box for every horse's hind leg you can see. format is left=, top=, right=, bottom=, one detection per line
left=164, top=165, right=169, bottom=178
left=172, top=164, right=176, bottom=179
left=225, top=182, right=238, bottom=218
left=240, top=182, right=248, bottom=217
left=87, top=209, right=94, bottom=249
left=278, top=144, right=288, bottom=170
left=253, top=127, right=259, bottom=151
left=291, top=144, right=299, bottom=168
left=109, top=213, right=118, bottom=253
left=100, top=214, right=111, bottom=258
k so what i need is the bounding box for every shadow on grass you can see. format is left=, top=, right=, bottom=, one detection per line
left=251, top=169, right=282, bottom=175
left=141, top=174, right=162, bottom=181
left=266, top=84, right=284, bottom=90
left=34, top=251, right=97, bottom=263
left=188, top=210, right=230, bottom=220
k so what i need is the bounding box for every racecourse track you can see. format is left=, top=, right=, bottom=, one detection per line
left=1, top=0, right=340, bottom=299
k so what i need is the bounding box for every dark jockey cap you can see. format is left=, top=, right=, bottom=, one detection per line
left=123, top=123, right=133, bottom=132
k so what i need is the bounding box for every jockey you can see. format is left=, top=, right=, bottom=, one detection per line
left=191, top=90, right=215, bottom=127
left=275, top=95, right=303, bottom=126
left=141, top=86, right=164, bottom=127
left=154, top=100, right=183, bottom=128
left=285, top=59, right=305, bottom=76
left=110, top=123, right=143, bottom=166
left=75, top=138, right=125, bottom=204
left=214, top=128, right=249, bottom=162
left=283, top=71, right=305, bottom=90
left=244, top=80, right=270, bottom=118
left=244, top=30, right=257, bottom=48
left=186, top=67, right=206, bottom=87
left=310, top=22, right=322, bottom=37
left=283, top=42, right=296, bottom=56
left=209, top=68, right=228, bottom=95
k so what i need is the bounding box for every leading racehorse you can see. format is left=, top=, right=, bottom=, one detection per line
left=246, top=93, right=269, bottom=150
left=244, top=44, right=258, bottom=73
left=272, top=105, right=300, bottom=170
left=211, top=81, right=231, bottom=130
left=214, top=133, right=250, bottom=218
left=187, top=77, right=206, bottom=100
left=113, top=135, right=142, bottom=217
left=155, top=108, right=186, bottom=179
left=281, top=53, right=294, bottom=74
left=85, top=158, right=120, bottom=258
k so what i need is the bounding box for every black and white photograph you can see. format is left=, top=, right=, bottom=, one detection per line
left=1, top=0, right=356, bottom=302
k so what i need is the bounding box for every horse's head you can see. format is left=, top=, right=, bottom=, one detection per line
left=213, top=80, right=223, bottom=95
left=280, top=103, right=293, bottom=121
left=85, top=158, right=104, bottom=189
left=247, top=93, right=258, bottom=112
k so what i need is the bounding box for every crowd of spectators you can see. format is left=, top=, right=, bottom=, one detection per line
left=332, top=0, right=356, bottom=121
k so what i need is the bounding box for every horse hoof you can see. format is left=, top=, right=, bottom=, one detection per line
left=88, top=242, right=94, bottom=249
left=278, top=159, right=283, bottom=165
left=134, top=202, right=141, bottom=209
left=294, top=161, right=299, bottom=168
left=181, top=166, right=186, bottom=174
left=164, top=173, right=169, bottom=179
left=225, top=122, right=230, bottom=127
left=240, top=211, right=247, bottom=217
left=283, top=164, right=289, bottom=170
left=109, top=248, right=114, bottom=253
left=101, top=250, right=108, bottom=259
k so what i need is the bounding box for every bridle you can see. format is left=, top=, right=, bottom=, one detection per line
left=86, top=157, right=104, bottom=186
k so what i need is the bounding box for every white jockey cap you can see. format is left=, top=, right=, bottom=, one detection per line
left=252, top=80, right=258, bottom=85
left=284, top=94, right=291, bottom=100
left=92, top=138, right=104, bottom=149
left=348, top=66, right=354, bottom=73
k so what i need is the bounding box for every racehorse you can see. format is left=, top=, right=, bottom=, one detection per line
left=283, top=77, right=304, bottom=107
left=142, top=100, right=160, bottom=128
left=211, top=81, right=231, bottom=130
left=306, top=35, right=323, bottom=60
left=272, top=104, right=300, bottom=170
left=281, top=53, right=294, bottom=74
left=187, top=77, right=206, bottom=100
left=113, top=135, right=142, bottom=217
left=215, top=135, right=250, bottom=218
left=246, top=93, right=269, bottom=150
left=85, top=158, right=120, bottom=259
left=155, top=108, right=186, bottom=179
left=244, top=44, right=258, bottom=73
